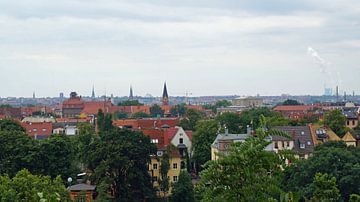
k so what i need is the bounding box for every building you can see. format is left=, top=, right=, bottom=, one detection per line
left=211, top=129, right=251, bottom=161
left=21, top=121, right=53, bottom=139
left=274, top=105, right=315, bottom=120
left=232, top=97, right=263, bottom=107
left=343, top=109, right=359, bottom=129
left=274, top=126, right=315, bottom=159
left=342, top=132, right=357, bottom=147
left=113, top=118, right=179, bottom=130
left=162, top=82, right=169, bottom=105
left=62, top=92, right=85, bottom=118
left=68, top=183, right=96, bottom=202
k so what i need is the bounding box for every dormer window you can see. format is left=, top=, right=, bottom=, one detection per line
left=300, top=143, right=305, bottom=149
left=301, top=131, right=305, bottom=135
left=179, top=138, right=183, bottom=144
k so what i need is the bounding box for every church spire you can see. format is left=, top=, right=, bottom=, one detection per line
left=129, top=85, right=134, bottom=100
left=91, top=85, right=95, bottom=99
left=162, top=82, right=169, bottom=105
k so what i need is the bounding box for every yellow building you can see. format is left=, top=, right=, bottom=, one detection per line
left=148, top=150, right=183, bottom=196
left=342, top=132, right=357, bottom=147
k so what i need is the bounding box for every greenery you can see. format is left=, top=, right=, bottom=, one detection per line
left=0, top=119, right=25, bottom=132
left=192, top=120, right=218, bottom=172
left=159, top=148, right=170, bottom=197
left=117, top=99, right=143, bottom=106
left=85, top=128, right=156, bottom=200
left=132, top=111, right=151, bottom=118
left=170, top=103, right=187, bottom=117
left=97, top=109, right=113, bottom=133
left=282, top=141, right=360, bottom=201
left=179, top=109, right=205, bottom=130
left=114, top=111, right=128, bottom=119
left=196, top=116, right=290, bottom=201
left=323, top=109, right=347, bottom=137
left=310, top=173, right=340, bottom=202
left=281, top=99, right=302, bottom=105
left=0, top=169, right=69, bottom=201
left=150, top=104, right=164, bottom=117
left=203, top=100, right=232, bottom=113
left=171, top=171, right=195, bottom=202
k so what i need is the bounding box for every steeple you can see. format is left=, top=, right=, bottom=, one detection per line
left=162, top=82, right=169, bottom=105
left=129, top=85, right=134, bottom=100
left=91, top=85, right=95, bottom=99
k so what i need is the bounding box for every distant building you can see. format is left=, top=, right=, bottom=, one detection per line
left=21, top=121, right=53, bottom=139
left=162, top=82, right=169, bottom=105
left=232, top=97, right=263, bottom=107
left=62, top=92, right=85, bottom=118
left=342, top=132, right=357, bottom=147
left=274, top=105, right=315, bottom=120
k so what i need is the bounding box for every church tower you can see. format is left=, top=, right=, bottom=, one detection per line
left=129, top=85, right=134, bottom=100
left=162, top=82, right=169, bottom=105
left=91, top=85, right=95, bottom=100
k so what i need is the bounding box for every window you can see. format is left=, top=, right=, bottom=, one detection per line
left=307, top=141, right=311, bottom=145
left=152, top=176, right=158, bottom=182
left=179, top=138, right=183, bottom=144
left=151, top=139, right=158, bottom=144
left=274, top=142, right=278, bottom=149
left=300, top=143, right=305, bottom=149
left=173, top=163, right=178, bottom=169
left=352, top=120, right=355, bottom=125
left=173, top=176, right=178, bottom=182
left=153, top=163, right=158, bottom=170
left=180, top=133, right=183, bottom=136
left=157, top=151, right=163, bottom=156
left=347, top=120, right=350, bottom=125
left=284, top=141, right=287, bottom=148
left=301, top=131, right=305, bottom=135
left=42, top=128, right=47, bottom=132
left=33, top=128, right=37, bottom=132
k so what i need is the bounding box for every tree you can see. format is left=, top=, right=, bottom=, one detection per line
left=114, top=111, right=128, bottom=119
left=150, top=104, right=164, bottom=117
left=282, top=99, right=302, bottom=106
left=179, top=109, right=205, bottom=131
left=282, top=141, right=360, bottom=201
left=192, top=120, right=218, bottom=172
left=0, top=119, right=25, bottom=132
left=132, top=111, right=151, bottom=118
left=310, top=173, right=340, bottom=202
left=97, top=109, right=113, bottom=133
left=196, top=116, right=290, bottom=201
left=36, top=134, right=77, bottom=181
left=350, top=194, right=360, bottom=202
left=87, top=128, right=156, bottom=200
left=74, top=123, right=96, bottom=166
left=159, top=149, right=170, bottom=197
left=170, top=104, right=187, bottom=117
left=323, top=109, right=347, bottom=137
left=216, top=112, right=242, bottom=133
left=171, top=171, right=195, bottom=202
left=203, top=100, right=232, bottom=113
left=0, top=169, right=69, bottom=201
left=0, top=131, right=37, bottom=176
left=117, top=100, right=144, bottom=106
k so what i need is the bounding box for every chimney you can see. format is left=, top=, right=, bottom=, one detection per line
left=224, top=125, right=229, bottom=136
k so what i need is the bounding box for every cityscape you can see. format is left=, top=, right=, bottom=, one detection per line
left=1, top=0, right=360, bottom=202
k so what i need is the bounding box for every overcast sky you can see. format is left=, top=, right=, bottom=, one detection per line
left=0, top=0, right=359, bottom=97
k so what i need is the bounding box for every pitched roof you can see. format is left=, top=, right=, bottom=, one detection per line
left=274, top=126, right=315, bottom=155
left=342, top=132, right=356, bottom=142
left=68, top=183, right=96, bottom=191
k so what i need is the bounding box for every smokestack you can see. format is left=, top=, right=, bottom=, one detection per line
left=353, top=91, right=355, bottom=97
left=336, top=86, right=339, bottom=102
left=344, top=91, right=347, bottom=101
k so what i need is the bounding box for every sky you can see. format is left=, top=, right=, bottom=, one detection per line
left=0, top=0, right=359, bottom=97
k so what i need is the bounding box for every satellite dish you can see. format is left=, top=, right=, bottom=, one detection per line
left=67, top=177, right=73, bottom=183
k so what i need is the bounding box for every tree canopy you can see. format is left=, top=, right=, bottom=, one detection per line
left=323, top=109, right=347, bottom=137
left=179, top=109, right=205, bottom=131
left=281, top=99, right=302, bottom=106
left=171, top=171, right=195, bottom=202
left=150, top=104, right=164, bottom=117
left=0, top=119, right=25, bottom=132
left=117, top=100, right=143, bottom=106
left=170, top=103, right=187, bottom=117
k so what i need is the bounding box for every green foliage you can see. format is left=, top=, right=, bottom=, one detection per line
left=117, top=100, right=144, bottom=106
left=74, top=123, right=96, bottom=166
left=0, top=169, right=69, bottom=201
left=97, top=109, right=113, bottom=133
left=192, top=120, right=218, bottom=172
left=179, top=109, right=205, bottom=130
left=0, top=119, right=25, bottom=132
left=323, top=109, right=347, bottom=137
left=216, top=112, right=242, bottom=133
left=196, top=115, right=290, bottom=201
left=86, top=128, right=157, bottom=200
left=36, top=134, right=78, bottom=181
left=0, top=131, right=37, bottom=176
left=150, top=104, right=164, bottom=117
left=171, top=171, right=195, bottom=202
left=310, top=173, right=340, bottom=202
left=132, top=111, right=151, bottom=118
left=203, top=100, right=232, bottom=113
left=170, top=103, right=187, bottom=117
left=281, top=99, right=302, bottom=106
left=282, top=141, right=360, bottom=201
left=114, top=111, right=128, bottom=119
left=350, top=194, right=360, bottom=202
left=160, top=149, right=170, bottom=196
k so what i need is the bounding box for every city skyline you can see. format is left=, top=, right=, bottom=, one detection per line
left=1, top=0, right=359, bottom=97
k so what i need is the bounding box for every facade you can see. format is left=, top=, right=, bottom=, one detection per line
left=274, top=126, right=315, bottom=159
left=342, top=132, right=357, bottom=147
left=62, top=92, right=85, bottom=118
left=274, top=105, right=315, bottom=120
left=68, top=183, right=96, bottom=202
left=232, top=97, right=263, bottom=107
left=21, top=121, right=53, bottom=139
left=343, top=110, right=359, bottom=129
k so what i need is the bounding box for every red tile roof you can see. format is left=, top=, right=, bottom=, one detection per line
left=274, top=105, right=313, bottom=112
left=21, top=121, right=53, bottom=138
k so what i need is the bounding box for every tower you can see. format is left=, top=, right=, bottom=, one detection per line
left=129, top=85, right=134, bottom=100
left=91, top=85, right=95, bottom=100
left=32, top=91, right=35, bottom=99
left=162, top=82, right=169, bottom=105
